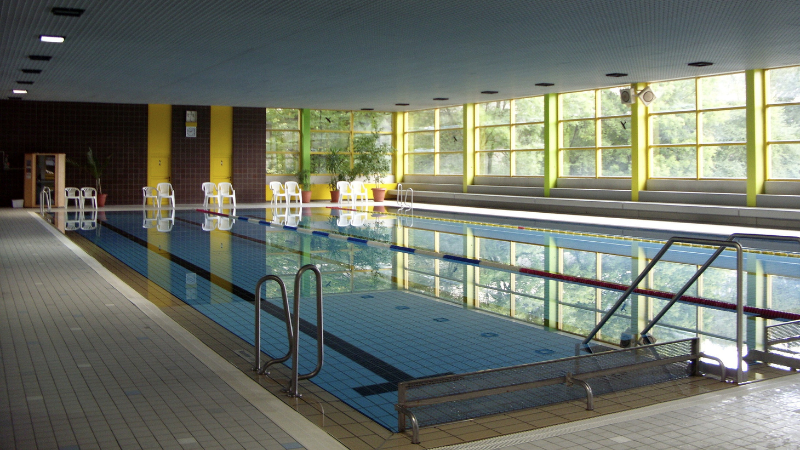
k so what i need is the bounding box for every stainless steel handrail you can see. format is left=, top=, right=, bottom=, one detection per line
left=396, top=184, right=414, bottom=211
left=288, top=264, right=324, bottom=397
left=39, top=186, right=52, bottom=213
left=727, top=233, right=800, bottom=248
left=253, top=275, right=292, bottom=374
left=581, top=237, right=744, bottom=383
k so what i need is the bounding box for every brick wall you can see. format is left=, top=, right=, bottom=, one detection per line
left=171, top=105, right=211, bottom=205
left=232, top=107, right=266, bottom=203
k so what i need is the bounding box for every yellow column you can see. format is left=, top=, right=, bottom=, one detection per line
left=746, top=70, right=766, bottom=207
left=631, top=83, right=648, bottom=201
left=393, top=112, right=404, bottom=187
left=543, top=94, right=558, bottom=196
left=210, top=229, right=232, bottom=303
left=147, top=104, right=172, bottom=187
left=463, top=225, right=475, bottom=307
left=462, top=104, right=475, bottom=193
left=210, top=106, right=233, bottom=189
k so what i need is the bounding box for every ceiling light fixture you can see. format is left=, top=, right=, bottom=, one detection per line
left=21, top=69, right=42, bottom=74
left=535, top=83, right=554, bottom=87
left=605, top=73, right=628, bottom=77
left=51, top=7, right=85, bottom=17
left=395, top=103, right=410, bottom=106
left=12, top=89, right=28, bottom=94
left=17, top=81, right=34, bottom=85
left=40, top=35, right=65, bottom=43
left=28, top=55, right=52, bottom=61
left=361, top=108, right=374, bottom=111
left=433, top=97, right=449, bottom=101
left=688, top=61, right=713, bottom=67
left=481, top=90, right=499, bottom=94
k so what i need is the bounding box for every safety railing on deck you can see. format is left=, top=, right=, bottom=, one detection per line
left=747, top=319, right=800, bottom=371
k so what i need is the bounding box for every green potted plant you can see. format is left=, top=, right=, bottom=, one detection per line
left=325, top=146, right=349, bottom=203
left=353, top=132, right=395, bottom=202
left=296, top=168, right=312, bottom=203
left=67, top=147, right=112, bottom=206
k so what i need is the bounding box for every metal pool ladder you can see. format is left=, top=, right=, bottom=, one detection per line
left=397, top=183, right=414, bottom=211
left=253, top=264, right=324, bottom=398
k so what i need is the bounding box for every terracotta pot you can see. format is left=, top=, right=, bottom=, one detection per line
left=372, top=188, right=386, bottom=202
left=301, top=190, right=312, bottom=203
left=330, top=190, right=340, bottom=203
left=97, top=193, right=108, bottom=207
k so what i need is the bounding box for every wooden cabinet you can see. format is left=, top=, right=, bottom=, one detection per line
left=24, top=153, right=66, bottom=207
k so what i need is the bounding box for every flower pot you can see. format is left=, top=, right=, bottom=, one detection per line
left=301, top=190, right=312, bottom=203
left=371, top=188, right=386, bottom=202
left=330, top=190, right=340, bottom=203
left=97, top=193, right=108, bottom=207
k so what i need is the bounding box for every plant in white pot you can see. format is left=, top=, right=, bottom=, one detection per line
left=353, top=132, right=394, bottom=202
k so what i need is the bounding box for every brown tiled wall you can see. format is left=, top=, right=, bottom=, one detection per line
left=0, top=100, right=148, bottom=206
left=232, top=107, right=266, bottom=203
left=171, top=105, right=210, bottom=205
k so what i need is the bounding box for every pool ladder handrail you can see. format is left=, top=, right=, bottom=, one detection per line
left=253, top=264, right=324, bottom=398
left=39, top=186, right=52, bottom=214
left=581, top=236, right=744, bottom=384
left=396, top=183, right=413, bottom=211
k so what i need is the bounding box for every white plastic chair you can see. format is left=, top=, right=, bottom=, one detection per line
left=269, top=181, right=287, bottom=205
left=336, top=211, right=352, bottom=227
left=202, top=182, right=220, bottom=208
left=285, top=207, right=301, bottom=227
left=142, top=209, right=158, bottom=229
left=156, top=183, right=175, bottom=208
left=80, top=211, right=97, bottom=230
left=350, top=180, right=369, bottom=203
left=65, top=187, right=82, bottom=209
left=270, top=206, right=287, bottom=224
left=65, top=211, right=81, bottom=230
left=81, top=187, right=98, bottom=209
left=217, top=213, right=236, bottom=231
left=202, top=213, right=218, bottom=231
left=337, top=181, right=352, bottom=205
left=218, top=182, right=236, bottom=207
left=351, top=212, right=367, bottom=227
left=157, top=209, right=174, bottom=232
left=284, top=181, right=302, bottom=203
left=142, top=186, right=158, bottom=206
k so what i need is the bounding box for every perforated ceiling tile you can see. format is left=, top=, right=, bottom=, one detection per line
left=2, top=0, right=800, bottom=109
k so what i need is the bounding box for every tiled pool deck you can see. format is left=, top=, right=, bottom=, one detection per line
left=2, top=204, right=799, bottom=449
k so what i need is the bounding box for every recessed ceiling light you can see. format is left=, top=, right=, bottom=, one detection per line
left=605, top=73, right=628, bottom=77
left=40, top=35, right=65, bottom=43
left=12, top=89, right=28, bottom=94
left=535, top=83, right=554, bottom=87
left=688, top=61, right=713, bottom=67
left=8, top=97, right=22, bottom=100
left=21, top=69, right=42, bottom=74
left=481, top=90, right=499, bottom=94
left=360, top=108, right=374, bottom=111
left=16, top=81, right=34, bottom=85
left=433, top=97, right=449, bottom=101
left=51, top=7, right=85, bottom=17
left=395, top=103, right=410, bottom=106
left=28, top=55, right=52, bottom=61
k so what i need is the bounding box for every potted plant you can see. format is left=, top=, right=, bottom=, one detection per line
left=353, top=132, right=394, bottom=202
left=67, top=147, right=111, bottom=207
left=296, top=168, right=312, bottom=203
left=325, top=146, right=349, bottom=203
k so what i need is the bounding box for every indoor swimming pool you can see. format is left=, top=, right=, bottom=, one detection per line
left=55, top=206, right=800, bottom=431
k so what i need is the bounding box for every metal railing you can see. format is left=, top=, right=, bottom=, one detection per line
left=396, top=183, right=414, bottom=211
left=39, top=186, right=52, bottom=214
left=253, top=264, right=324, bottom=398
left=581, top=237, right=745, bottom=384
left=747, top=319, right=800, bottom=370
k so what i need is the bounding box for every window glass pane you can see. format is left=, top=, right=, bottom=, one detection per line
left=563, top=250, right=596, bottom=307
left=479, top=126, right=510, bottom=150
left=514, top=97, right=544, bottom=123
left=652, top=147, right=696, bottom=178
left=310, top=132, right=349, bottom=152
left=439, top=106, right=463, bottom=128
left=407, top=154, right=434, bottom=174
left=650, top=79, right=695, bottom=112
left=599, top=254, right=632, bottom=310
left=561, top=305, right=595, bottom=335
left=408, top=132, right=434, bottom=152
left=479, top=101, right=511, bottom=126
left=700, top=109, right=746, bottom=143
left=439, top=153, right=463, bottom=175
left=514, top=151, right=544, bottom=176
left=769, top=144, right=800, bottom=179
left=600, top=87, right=629, bottom=117
left=438, top=278, right=464, bottom=303
left=562, top=120, right=594, bottom=148
left=768, top=105, right=800, bottom=141
left=353, top=111, right=391, bottom=132
left=600, top=148, right=631, bottom=177
left=770, top=275, right=800, bottom=313
left=480, top=239, right=510, bottom=264
left=310, top=110, right=350, bottom=130
left=651, top=112, right=696, bottom=145
left=310, top=154, right=327, bottom=174
left=600, top=118, right=631, bottom=146
left=439, top=129, right=462, bottom=152
left=266, top=153, right=298, bottom=174
left=701, top=145, right=746, bottom=178
left=561, top=91, right=595, bottom=119
left=266, top=108, right=299, bottom=129
left=478, top=151, right=510, bottom=175
left=514, top=124, right=544, bottom=149
left=699, top=73, right=746, bottom=109
left=562, top=149, right=595, bottom=177
left=515, top=243, right=545, bottom=270
left=408, top=110, right=434, bottom=131
left=768, top=66, right=800, bottom=104
left=266, top=131, right=299, bottom=152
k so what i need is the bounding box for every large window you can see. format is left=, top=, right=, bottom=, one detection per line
left=767, top=66, right=800, bottom=179
left=266, top=108, right=300, bottom=174
left=476, top=97, right=545, bottom=176
left=405, top=106, right=464, bottom=175
left=558, top=87, right=631, bottom=177
left=649, top=73, right=747, bottom=179
left=310, top=110, right=392, bottom=175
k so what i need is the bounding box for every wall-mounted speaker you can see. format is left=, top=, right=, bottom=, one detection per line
left=637, top=86, right=657, bottom=106
left=620, top=88, right=636, bottom=104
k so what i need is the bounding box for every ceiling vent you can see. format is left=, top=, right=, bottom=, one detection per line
left=28, top=55, right=52, bottom=61
left=51, top=7, right=85, bottom=17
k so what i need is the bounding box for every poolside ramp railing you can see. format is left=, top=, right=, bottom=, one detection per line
left=396, top=337, right=723, bottom=444
left=746, top=319, right=800, bottom=371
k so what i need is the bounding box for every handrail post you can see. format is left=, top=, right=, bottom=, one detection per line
left=253, top=275, right=291, bottom=373
left=288, top=264, right=324, bottom=397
